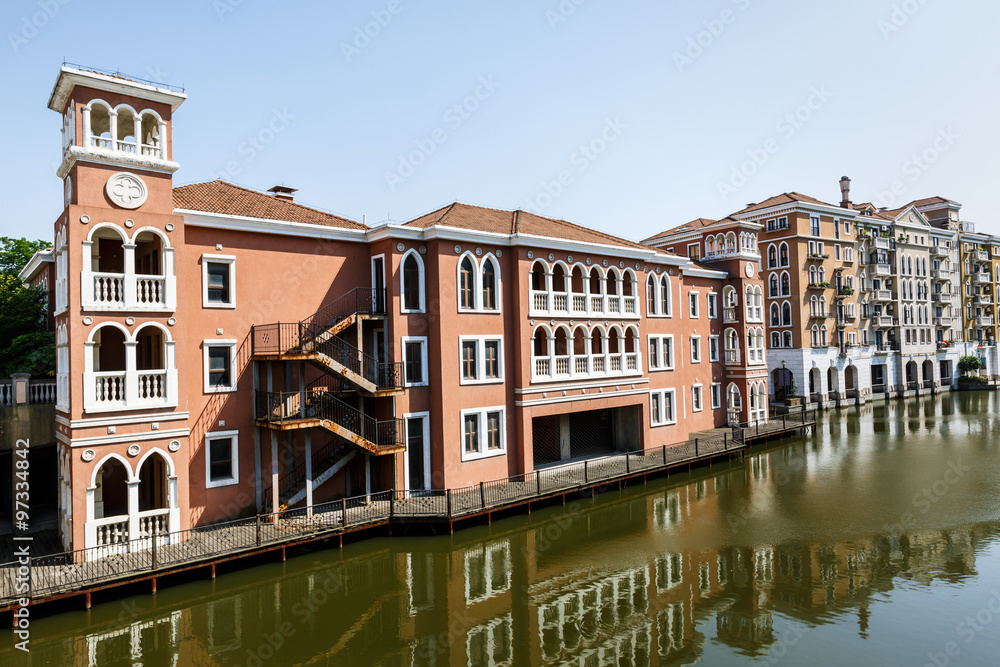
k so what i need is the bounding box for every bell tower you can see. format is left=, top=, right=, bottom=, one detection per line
left=47, top=65, right=188, bottom=552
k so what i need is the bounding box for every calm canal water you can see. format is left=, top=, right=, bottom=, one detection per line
left=4, top=391, right=1000, bottom=666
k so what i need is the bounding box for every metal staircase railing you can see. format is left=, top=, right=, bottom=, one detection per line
left=255, top=389, right=405, bottom=452
left=261, top=438, right=351, bottom=510
left=251, top=287, right=403, bottom=391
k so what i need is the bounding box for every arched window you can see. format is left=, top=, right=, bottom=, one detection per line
left=459, top=256, right=476, bottom=309
left=782, top=302, right=792, bottom=326
left=781, top=272, right=790, bottom=296
left=810, top=295, right=818, bottom=316
left=770, top=303, right=780, bottom=326
left=819, top=267, right=826, bottom=283
left=771, top=332, right=781, bottom=348
left=660, top=275, right=671, bottom=316
left=401, top=252, right=423, bottom=312
left=647, top=275, right=658, bottom=315
left=769, top=274, right=779, bottom=298
left=768, top=245, right=777, bottom=268
left=782, top=331, right=792, bottom=347
left=820, top=325, right=828, bottom=346
left=779, top=242, right=789, bottom=267
left=811, top=325, right=819, bottom=346
left=481, top=257, right=497, bottom=310
left=809, top=267, right=817, bottom=284
left=819, top=296, right=827, bottom=316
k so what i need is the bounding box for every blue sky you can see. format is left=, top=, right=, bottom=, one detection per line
left=2, top=0, right=998, bottom=242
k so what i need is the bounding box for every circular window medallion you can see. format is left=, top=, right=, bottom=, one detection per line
left=602, top=260, right=608, bottom=267
left=127, top=444, right=141, bottom=457
left=168, top=440, right=181, bottom=452
left=165, top=223, right=175, bottom=232
left=167, top=317, right=177, bottom=326
left=745, top=263, right=755, bottom=278
left=418, top=245, right=427, bottom=255
left=548, top=253, right=555, bottom=261
left=80, top=215, right=91, bottom=224
left=527, top=251, right=534, bottom=259
left=396, top=243, right=405, bottom=252
left=476, top=247, right=483, bottom=256
left=125, top=317, right=135, bottom=326
left=454, top=245, right=462, bottom=254
left=124, top=219, right=135, bottom=228
left=495, top=250, right=502, bottom=258
left=635, top=263, right=640, bottom=270
left=81, top=449, right=96, bottom=462
left=586, top=258, right=592, bottom=265
left=106, top=172, right=148, bottom=209
left=83, top=316, right=93, bottom=325
left=567, top=255, right=573, bottom=263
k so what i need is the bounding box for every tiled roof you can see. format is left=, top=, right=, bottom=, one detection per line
left=854, top=203, right=895, bottom=221
left=642, top=218, right=718, bottom=244
left=173, top=180, right=366, bottom=230
left=730, top=192, right=837, bottom=216
left=403, top=203, right=664, bottom=253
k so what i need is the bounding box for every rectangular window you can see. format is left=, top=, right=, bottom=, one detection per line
left=711, top=383, right=721, bottom=409
left=692, top=385, right=703, bottom=412
left=690, top=336, right=701, bottom=363
left=707, top=293, right=718, bottom=319
left=689, top=292, right=699, bottom=318
left=462, top=341, right=478, bottom=381
left=650, top=389, right=676, bottom=426
left=461, top=337, right=503, bottom=384
left=403, top=337, right=428, bottom=387
left=204, top=342, right=237, bottom=393
left=461, top=407, right=506, bottom=461
left=203, top=255, right=236, bottom=308
left=484, top=340, right=500, bottom=379
left=205, top=430, right=239, bottom=488
left=834, top=244, right=841, bottom=260
left=810, top=216, right=820, bottom=236
left=649, top=335, right=673, bottom=370
left=843, top=221, right=851, bottom=235
left=845, top=247, right=853, bottom=262
left=709, top=335, right=719, bottom=362
left=834, top=220, right=840, bottom=239
left=688, top=243, right=701, bottom=261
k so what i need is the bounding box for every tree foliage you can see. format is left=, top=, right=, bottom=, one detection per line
left=0, top=237, right=53, bottom=377
left=958, top=355, right=985, bottom=376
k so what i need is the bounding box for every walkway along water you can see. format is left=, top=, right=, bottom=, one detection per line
left=0, top=412, right=815, bottom=621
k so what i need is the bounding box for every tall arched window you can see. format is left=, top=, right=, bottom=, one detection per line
left=647, top=275, right=658, bottom=315
left=768, top=245, right=777, bottom=268
left=781, top=272, right=790, bottom=296
left=770, top=303, right=780, bottom=326
left=782, top=331, right=792, bottom=347
left=660, top=275, right=672, bottom=316
left=401, top=252, right=423, bottom=312
left=769, top=274, right=779, bottom=298
left=459, top=257, right=476, bottom=309
left=779, top=242, right=789, bottom=267
left=782, top=302, right=792, bottom=326
left=481, top=258, right=497, bottom=310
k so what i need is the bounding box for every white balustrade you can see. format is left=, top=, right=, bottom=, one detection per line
left=531, top=351, right=640, bottom=382
left=83, top=269, right=175, bottom=312
left=93, top=272, right=126, bottom=307
left=93, top=516, right=130, bottom=547
left=84, top=369, right=178, bottom=413
left=529, top=290, right=640, bottom=319
left=138, top=509, right=170, bottom=538
left=135, top=275, right=167, bottom=307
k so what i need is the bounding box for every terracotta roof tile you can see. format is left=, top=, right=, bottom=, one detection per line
left=730, top=192, right=837, bottom=216
left=173, top=180, right=366, bottom=230
left=403, top=202, right=664, bottom=254
left=642, top=218, right=718, bottom=244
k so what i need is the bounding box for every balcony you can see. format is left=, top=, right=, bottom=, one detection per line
left=976, top=295, right=994, bottom=306
left=807, top=282, right=831, bottom=290
left=724, top=350, right=741, bottom=366
left=873, top=289, right=894, bottom=302
left=874, top=316, right=896, bottom=328
left=976, top=316, right=995, bottom=327
left=529, top=290, right=639, bottom=319
left=874, top=238, right=893, bottom=250
left=532, top=352, right=640, bottom=382
left=83, top=369, right=178, bottom=413
left=83, top=272, right=175, bottom=311
left=871, top=263, right=892, bottom=276
left=975, top=250, right=989, bottom=262
left=838, top=313, right=857, bottom=325
left=806, top=253, right=829, bottom=262
left=931, top=292, right=952, bottom=303
left=934, top=316, right=954, bottom=327
left=931, top=269, right=951, bottom=281
left=723, top=307, right=738, bottom=323
left=842, top=255, right=855, bottom=265
left=82, top=228, right=176, bottom=312
left=930, top=246, right=948, bottom=257
left=809, top=311, right=828, bottom=319
left=974, top=274, right=991, bottom=285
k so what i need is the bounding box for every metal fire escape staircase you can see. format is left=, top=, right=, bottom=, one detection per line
left=252, top=288, right=405, bottom=507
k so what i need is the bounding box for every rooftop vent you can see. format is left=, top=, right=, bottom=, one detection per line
left=267, top=185, right=297, bottom=202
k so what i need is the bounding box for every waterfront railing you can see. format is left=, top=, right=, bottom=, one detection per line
left=0, top=412, right=815, bottom=606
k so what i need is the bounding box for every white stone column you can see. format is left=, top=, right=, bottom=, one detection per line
left=132, top=115, right=142, bottom=150
left=163, top=247, right=176, bottom=310
left=167, top=474, right=179, bottom=544
left=123, top=243, right=137, bottom=309
left=81, top=105, right=91, bottom=147
left=127, top=480, right=139, bottom=544
left=124, top=340, right=138, bottom=406
left=158, top=120, right=167, bottom=159
left=85, top=486, right=96, bottom=549
left=109, top=110, right=118, bottom=150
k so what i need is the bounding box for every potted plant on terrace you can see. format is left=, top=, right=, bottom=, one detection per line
left=957, top=354, right=988, bottom=389
left=785, top=378, right=802, bottom=407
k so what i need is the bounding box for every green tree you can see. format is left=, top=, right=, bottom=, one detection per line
left=0, top=237, right=53, bottom=377
left=958, top=355, right=985, bottom=376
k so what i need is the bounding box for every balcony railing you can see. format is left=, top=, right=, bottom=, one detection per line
left=874, top=238, right=893, bottom=250
left=930, top=246, right=948, bottom=257
left=976, top=295, right=994, bottom=305
left=872, top=263, right=892, bottom=276
left=83, top=369, right=178, bottom=413
left=82, top=270, right=175, bottom=312
left=975, top=250, right=989, bottom=262
left=873, top=289, right=893, bottom=302
left=531, top=352, right=640, bottom=382
left=976, top=316, right=995, bottom=327
left=723, top=307, right=738, bottom=323
left=934, top=316, right=954, bottom=327
left=529, top=290, right=639, bottom=319
left=874, top=316, right=896, bottom=328
left=974, top=274, right=990, bottom=285
left=724, top=350, right=740, bottom=366
left=931, top=269, right=951, bottom=281
left=931, top=292, right=952, bottom=303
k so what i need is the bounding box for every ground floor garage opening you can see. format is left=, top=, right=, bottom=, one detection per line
left=531, top=405, right=641, bottom=469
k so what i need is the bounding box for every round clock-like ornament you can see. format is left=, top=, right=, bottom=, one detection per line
left=106, top=172, right=148, bottom=209
left=746, top=264, right=755, bottom=278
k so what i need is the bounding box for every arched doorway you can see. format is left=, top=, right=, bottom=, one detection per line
left=138, top=452, right=170, bottom=538
left=906, top=361, right=919, bottom=390
left=845, top=365, right=858, bottom=402
left=773, top=367, right=793, bottom=402
left=91, top=456, right=130, bottom=548
left=827, top=367, right=839, bottom=401
left=922, top=360, right=935, bottom=389
left=809, top=368, right=822, bottom=404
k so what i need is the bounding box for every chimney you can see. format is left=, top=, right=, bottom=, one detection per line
left=839, top=176, right=852, bottom=209
left=267, top=185, right=297, bottom=202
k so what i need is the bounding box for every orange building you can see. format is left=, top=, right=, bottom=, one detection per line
left=36, top=65, right=767, bottom=552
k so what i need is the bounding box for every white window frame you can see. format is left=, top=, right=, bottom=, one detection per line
left=205, top=429, right=239, bottom=488
left=203, top=340, right=238, bottom=393
left=651, top=389, right=676, bottom=427
left=689, top=291, right=700, bottom=318
left=710, top=383, right=722, bottom=409
left=460, top=406, right=507, bottom=462
left=401, top=336, right=428, bottom=387
left=690, top=335, right=701, bottom=364
left=648, top=334, right=674, bottom=371
left=202, top=254, right=236, bottom=309
left=459, top=336, right=504, bottom=385
left=709, top=335, right=720, bottom=362
left=399, top=249, right=426, bottom=314
left=403, top=412, right=431, bottom=491
left=692, top=384, right=703, bottom=412
left=707, top=293, right=718, bottom=319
